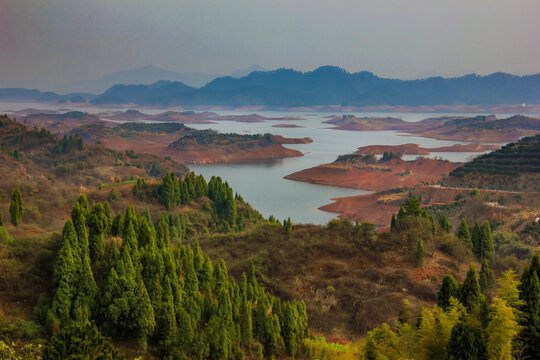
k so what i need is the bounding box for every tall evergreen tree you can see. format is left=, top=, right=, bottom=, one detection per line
left=479, top=259, right=495, bottom=293
left=438, top=215, right=450, bottom=233
left=518, top=255, right=540, bottom=359
left=110, top=211, right=123, bottom=237
left=416, top=239, right=425, bottom=266
left=88, top=203, right=108, bottom=262
left=447, top=322, right=486, bottom=360
left=480, top=221, right=494, bottom=259
left=457, top=218, right=472, bottom=249
left=472, top=221, right=482, bottom=258
left=51, top=221, right=77, bottom=324
left=437, top=274, right=458, bottom=310
left=459, top=264, right=483, bottom=312
left=9, top=188, right=24, bottom=226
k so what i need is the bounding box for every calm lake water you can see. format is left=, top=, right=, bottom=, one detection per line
left=2, top=101, right=536, bottom=224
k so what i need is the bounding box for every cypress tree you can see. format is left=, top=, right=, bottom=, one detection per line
left=76, top=194, right=90, bottom=217
left=281, top=302, right=299, bottom=357
left=459, top=264, right=482, bottom=312
left=518, top=255, right=540, bottom=359
left=52, top=221, right=76, bottom=323
left=240, top=299, right=253, bottom=344
left=123, top=205, right=138, bottom=238
left=480, top=221, right=494, bottom=259
left=437, top=274, right=458, bottom=310
left=457, top=218, right=472, bottom=249
left=104, top=201, right=112, bottom=233
left=198, top=255, right=213, bottom=294
left=416, top=239, right=424, bottom=266
left=43, top=321, right=125, bottom=360
left=472, top=221, right=482, bottom=258
left=88, top=203, right=108, bottom=262
left=9, top=188, right=24, bottom=226
left=156, top=213, right=170, bottom=249
left=283, top=217, right=292, bottom=235
left=446, top=322, right=486, bottom=360
left=479, top=259, right=495, bottom=293
left=390, top=213, right=398, bottom=232
left=111, top=212, right=123, bottom=237
left=438, top=215, right=450, bottom=233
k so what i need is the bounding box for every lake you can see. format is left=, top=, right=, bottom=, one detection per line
left=1, top=101, right=534, bottom=224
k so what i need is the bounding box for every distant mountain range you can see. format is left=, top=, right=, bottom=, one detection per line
left=1, top=66, right=539, bottom=107
left=91, top=66, right=540, bottom=107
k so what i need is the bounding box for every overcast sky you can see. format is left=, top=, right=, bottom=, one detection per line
left=1, top=0, right=539, bottom=89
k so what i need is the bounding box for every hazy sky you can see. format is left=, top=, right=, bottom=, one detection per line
left=1, top=0, right=539, bottom=89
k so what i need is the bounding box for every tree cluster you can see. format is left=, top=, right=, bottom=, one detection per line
left=38, top=195, right=308, bottom=359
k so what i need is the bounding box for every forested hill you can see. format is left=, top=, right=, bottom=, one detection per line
left=447, top=134, right=540, bottom=191
left=91, top=67, right=540, bottom=106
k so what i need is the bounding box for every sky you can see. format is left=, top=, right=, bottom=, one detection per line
left=0, top=0, right=539, bottom=90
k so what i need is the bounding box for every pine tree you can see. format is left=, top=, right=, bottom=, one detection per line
left=479, top=259, right=495, bottom=293
left=459, top=264, right=483, bottom=312
left=416, top=239, right=424, bottom=266
left=43, top=321, right=125, bottom=360
left=447, top=322, right=486, bottom=360
left=438, top=215, right=450, bottom=233
left=88, top=203, right=108, bottom=262
left=283, top=217, right=292, bottom=236
left=518, top=255, right=540, bottom=359
left=104, top=201, right=112, bottom=233
left=457, top=218, right=472, bottom=249
left=437, top=274, right=458, bottom=310
left=480, top=221, right=494, bottom=259
left=472, top=221, right=482, bottom=257
left=52, top=221, right=77, bottom=324
left=281, top=302, right=299, bottom=356
left=9, top=188, right=24, bottom=226
left=111, top=212, right=123, bottom=237
left=390, top=213, right=398, bottom=232
left=76, top=194, right=90, bottom=217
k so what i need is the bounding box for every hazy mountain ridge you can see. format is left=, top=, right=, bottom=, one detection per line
left=90, top=66, right=540, bottom=106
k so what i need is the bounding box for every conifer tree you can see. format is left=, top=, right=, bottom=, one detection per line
left=438, top=215, right=450, bottom=233
left=283, top=217, right=292, bottom=235
left=104, top=201, right=112, bottom=233
left=459, top=264, right=483, bottom=312
left=76, top=194, right=90, bottom=217
left=123, top=205, right=138, bottom=238
left=390, top=213, right=398, bottom=232
left=457, top=218, right=472, bottom=249
left=472, top=220, right=482, bottom=257
left=480, top=221, right=494, bottom=259
left=111, top=211, right=123, bottom=237
left=52, top=221, right=77, bottom=324
left=437, top=274, right=458, bottom=310
left=447, top=322, right=486, bottom=360
left=518, top=255, right=540, bottom=359
left=0, top=210, right=3, bottom=227
left=88, top=203, right=108, bottom=262
left=416, top=239, right=424, bottom=266
left=43, top=321, right=125, bottom=360
left=479, top=259, right=495, bottom=292
left=9, top=188, right=23, bottom=226
left=71, top=202, right=88, bottom=255
left=240, top=299, right=253, bottom=344
left=281, top=302, right=299, bottom=356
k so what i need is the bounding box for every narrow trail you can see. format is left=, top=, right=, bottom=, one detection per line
left=424, top=184, right=524, bottom=194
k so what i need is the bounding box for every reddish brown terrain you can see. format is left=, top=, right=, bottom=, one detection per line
left=356, top=143, right=501, bottom=155
left=285, top=157, right=459, bottom=192
left=324, top=114, right=540, bottom=142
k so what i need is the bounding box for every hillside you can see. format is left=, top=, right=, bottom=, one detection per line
left=324, top=114, right=540, bottom=142
left=88, top=67, right=540, bottom=107
left=66, top=121, right=308, bottom=164
left=447, top=134, right=540, bottom=191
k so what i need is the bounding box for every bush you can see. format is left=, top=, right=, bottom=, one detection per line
left=0, top=227, right=13, bottom=245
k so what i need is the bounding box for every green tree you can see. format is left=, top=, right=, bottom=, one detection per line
left=437, top=274, right=458, bottom=310
left=486, top=297, right=520, bottom=360
left=457, top=218, right=472, bottom=249
left=88, top=203, right=108, bottom=262
left=390, top=213, right=398, bottom=232
left=518, top=255, right=540, bottom=359
left=480, top=221, right=494, bottom=259
left=438, top=215, right=450, bottom=233
left=9, top=188, right=23, bottom=226
left=479, top=259, right=495, bottom=293
left=416, top=239, right=425, bottom=266
left=43, top=321, right=125, bottom=360
left=110, top=212, right=123, bottom=237
left=447, top=322, right=486, bottom=360
left=459, top=264, right=483, bottom=312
